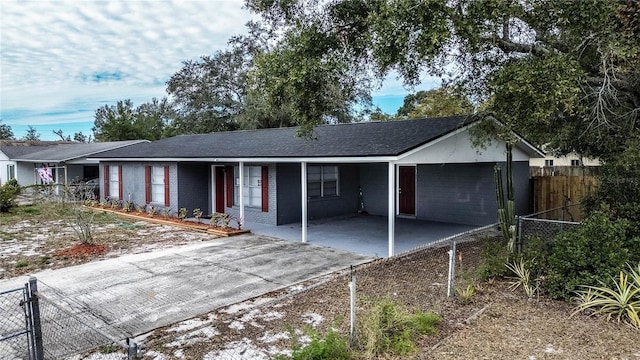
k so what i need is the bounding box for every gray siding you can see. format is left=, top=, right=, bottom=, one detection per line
left=415, top=161, right=530, bottom=226
left=358, top=163, right=388, bottom=216
left=177, top=163, right=210, bottom=215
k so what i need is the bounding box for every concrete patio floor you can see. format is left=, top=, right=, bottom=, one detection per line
left=246, top=214, right=479, bottom=258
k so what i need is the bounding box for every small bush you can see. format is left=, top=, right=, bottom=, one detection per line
left=545, top=211, right=632, bottom=300
left=477, top=237, right=514, bottom=280
left=357, top=298, right=441, bottom=357
left=0, top=182, right=18, bottom=213
left=6, top=178, right=20, bottom=194
left=279, top=328, right=352, bottom=360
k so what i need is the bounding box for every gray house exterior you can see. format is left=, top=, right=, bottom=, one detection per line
left=92, top=116, right=543, bottom=256
left=0, top=140, right=148, bottom=187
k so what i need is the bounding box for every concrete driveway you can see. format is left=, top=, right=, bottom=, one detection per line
left=0, top=234, right=372, bottom=341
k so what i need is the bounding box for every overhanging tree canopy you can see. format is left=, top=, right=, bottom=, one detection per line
left=247, top=0, right=640, bottom=158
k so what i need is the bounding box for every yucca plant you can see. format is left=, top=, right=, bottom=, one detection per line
left=456, top=284, right=476, bottom=303
left=572, top=266, right=640, bottom=328
left=506, top=258, right=538, bottom=298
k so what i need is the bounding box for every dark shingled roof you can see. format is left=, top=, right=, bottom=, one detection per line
left=13, top=140, right=147, bottom=162
left=92, top=116, right=471, bottom=159
left=0, top=141, right=63, bottom=158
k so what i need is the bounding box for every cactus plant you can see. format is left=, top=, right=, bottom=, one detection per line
left=495, top=143, right=516, bottom=250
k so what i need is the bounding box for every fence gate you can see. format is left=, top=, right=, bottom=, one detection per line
left=0, top=277, right=43, bottom=360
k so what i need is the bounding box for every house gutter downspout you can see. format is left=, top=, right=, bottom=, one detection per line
left=388, top=162, right=395, bottom=257
left=301, top=162, right=307, bottom=243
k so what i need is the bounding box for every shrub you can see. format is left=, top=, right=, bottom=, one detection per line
left=278, top=328, right=352, bottom=360
left=477, top=237, right=514, bottom=280
left=6, top=178, right=20, bottom=194
left=0, top=182, right=18, bottom=212
left=545, top=211, right=632, bottom=300
left=356, top=298, right=441, bottom=357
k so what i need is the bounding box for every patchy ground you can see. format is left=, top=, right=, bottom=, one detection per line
left=2, top=204, right=639, bottom=359
left=0, top=204, right=215, bottom=279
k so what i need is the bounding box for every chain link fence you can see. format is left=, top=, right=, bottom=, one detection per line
left=37, top=293, right=124, bottom=360
left=0, top=278, right=126, bottom=360
left=0, top=285, right=31, bottom=360
left=516, top=204, right=582, bottom=253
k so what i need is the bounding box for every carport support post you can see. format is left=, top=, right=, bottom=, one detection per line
left=387, top=162, right=395, bottom=257
left=301, top=162, right=307, bottom=243
left=239, top=162, right=245, bottom=223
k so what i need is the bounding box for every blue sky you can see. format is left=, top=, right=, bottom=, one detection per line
left=0, top=0, right=438, bottom=141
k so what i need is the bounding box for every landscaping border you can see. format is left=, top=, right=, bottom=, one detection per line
left=85, top=207, right=250, bottom=237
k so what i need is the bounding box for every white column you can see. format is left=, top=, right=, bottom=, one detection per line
left=239, top=162, right=245, bottom=223
left=388, top=162, right=395, bottom=257
left=301, top=162, right=307, bottom=243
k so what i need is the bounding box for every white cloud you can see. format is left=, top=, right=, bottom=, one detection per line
left=1, top=0, right=253, bottom=131
left=0, top=0, right=441, bottom=137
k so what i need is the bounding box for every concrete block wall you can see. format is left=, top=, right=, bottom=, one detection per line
left=99, top=162, right=177, bottom=214
left=358, top=163, right=388, bottom=216
left=416, top=162, right=531, bottom=226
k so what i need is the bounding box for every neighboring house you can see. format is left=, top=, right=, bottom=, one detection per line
left=91, top=116, right=544, bottom=256
left=0, top=140, right=148, bottom=187
left=529, top=146, right=601, bottom=168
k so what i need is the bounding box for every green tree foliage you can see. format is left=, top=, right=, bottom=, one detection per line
left=166, top=47, right=247, bottom=134
left=21, top=126, right=40, bottom=141
left=543, top=212, right=636, bottom=300
left=248, top=0, right=640, bottom=157
left=166, top=21, right=368, bottom=135
left=92, top=98, right=173, bottom=141
left=396, top=87, right=474, bottom=119
left=583, top=141, right=640, bottom=238
left=0, top=120, right=15, bottom=140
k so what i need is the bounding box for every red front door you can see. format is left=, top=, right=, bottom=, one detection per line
left=399, top=166, right=416, bottom=215
left=215, top=167, right=225, bottom=213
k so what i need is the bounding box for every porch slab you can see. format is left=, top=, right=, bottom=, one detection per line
left=246, top=215, right=480, bottom=258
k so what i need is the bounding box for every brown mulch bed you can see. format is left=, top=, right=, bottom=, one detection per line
left=53, top=243, right=107, bottom=258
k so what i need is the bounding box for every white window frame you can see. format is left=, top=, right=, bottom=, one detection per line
left=545, top=159, right=554, bottom=166
left=150, top=166, right=165, bottom=204
left=234, top=166, right=261, bottom=208
left=108, top=165, right=120, bottom=199
left=7, top=164, right=15, bottom=180
left=571, top=159, right=581, bottom=166
left=308, top=165, right=339, bottom=199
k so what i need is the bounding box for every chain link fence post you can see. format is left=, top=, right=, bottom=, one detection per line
left=447, top=241, right=457, bottom=298
left=349, top=265, right=356, bottom=347
left=27, top=277, right=44, bottom=360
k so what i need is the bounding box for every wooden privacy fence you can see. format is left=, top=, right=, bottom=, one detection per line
left=531, top=168, right=598, bottom=221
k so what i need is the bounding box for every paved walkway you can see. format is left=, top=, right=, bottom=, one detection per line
left=0, top=234, right=372, bottom=341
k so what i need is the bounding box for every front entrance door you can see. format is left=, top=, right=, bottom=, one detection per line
left=215, top=167, right=225, bottom=213
left=399, top=166, right=416, bottom=215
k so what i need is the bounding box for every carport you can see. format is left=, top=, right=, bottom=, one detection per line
left=246, top=215, right=479, bottom=257
left=91, top=117, right=543, bottom=259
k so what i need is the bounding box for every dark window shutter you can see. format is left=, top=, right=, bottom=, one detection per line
left=118, top=165, right=123, bottom=199
left=261, top=166, right=268, bottom=212
left=164, top=166, right=170, bottom=206
left=103, top=165, right=110, bottom=198
left=145, top=166, right=151, bottom=204
left=225, top=166, right=233, bottom=208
